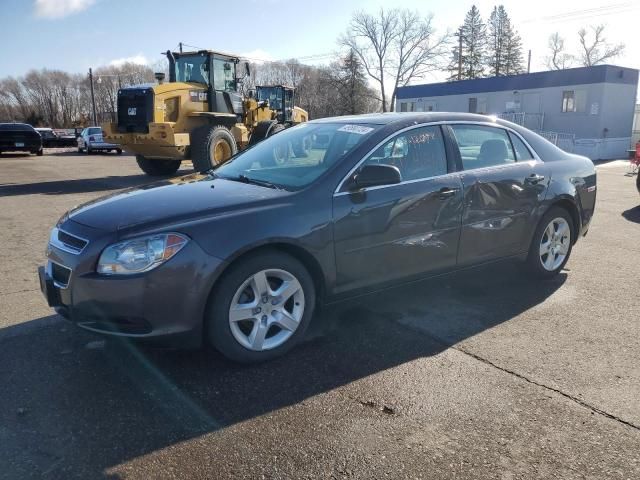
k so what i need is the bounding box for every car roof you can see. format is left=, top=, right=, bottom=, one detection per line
left=310, top=112, right=503, bottom=126
left=0, top=123, right=35, bottom=130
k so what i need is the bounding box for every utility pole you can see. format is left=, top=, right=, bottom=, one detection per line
left=89, top=68, right=97, bottom=126
left=179, top=42, right=183, bottom=53
left=527, top=49, right=532, bottom=74
left=457, top=27, right=463, bottom=81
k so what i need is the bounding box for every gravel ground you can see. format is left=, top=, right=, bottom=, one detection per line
left=0, top=151, right=639, bottom=479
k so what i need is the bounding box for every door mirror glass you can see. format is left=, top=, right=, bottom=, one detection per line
left=353, top=164, right=401, bottom=189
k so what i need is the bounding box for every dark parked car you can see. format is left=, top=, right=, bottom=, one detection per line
left=0, top=123, right=42, bottom=156
left=35, top=128, right=77, bottom=148
left=39, top=113, right=597, bottom=363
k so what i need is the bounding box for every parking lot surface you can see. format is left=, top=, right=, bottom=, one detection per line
left=1, top=151, right=639, bottom=479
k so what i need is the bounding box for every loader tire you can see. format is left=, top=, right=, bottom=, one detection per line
left=136, top=155, right=181, bottom=176
left=191, top=125, right=237, bottom=172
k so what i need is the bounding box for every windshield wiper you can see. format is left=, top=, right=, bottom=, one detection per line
left=230, top=174, right=283, bottom=190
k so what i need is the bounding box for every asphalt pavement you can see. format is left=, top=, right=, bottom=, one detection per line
left=1, top=150, right=639, bottom=479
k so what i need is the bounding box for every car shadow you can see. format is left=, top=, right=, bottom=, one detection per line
left=622, top=206, right=640, bottom=224
left=0, top=175, right=176, bottom=196
left=0, top=263, right=566, bottom=478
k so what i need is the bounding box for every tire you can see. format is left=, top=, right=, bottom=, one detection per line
left=191, top=124, right=237, bottom=172
left=36, top=148, right=43, bottom=156
left=248, top=120, right=277, bottom=147
left=636, top=169, right=640, bottom=194
left=116, top=148, right=122, bottom=155
left=135, top=155, right=181, bottom=176
left=77, top=146, right=83, bottom=153
left=207, top=251, right=316, bottom=363
left=86, top=146, right=92, bottom=155
left=524, top=206, right=575, bottom=278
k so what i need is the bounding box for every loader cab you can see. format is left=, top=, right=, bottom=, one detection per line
left=256, top=85, right=295, bottom=123
left=166, top=50, right=248, bottom=116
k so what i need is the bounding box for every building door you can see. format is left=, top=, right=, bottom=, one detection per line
left=522, top=92, right=543, bottom=130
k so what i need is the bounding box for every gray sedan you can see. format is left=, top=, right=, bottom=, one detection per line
left=39, top=113, right=597, bottom=363
left=77, top=127, right=122, bottom=154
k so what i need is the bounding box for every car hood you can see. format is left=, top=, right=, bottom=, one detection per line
left=68, top=172, right=289, bottom=232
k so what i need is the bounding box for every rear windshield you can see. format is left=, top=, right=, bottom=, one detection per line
left=88, top=128, right=102, bottom=135
left=0, top=123, right=35, bottom=132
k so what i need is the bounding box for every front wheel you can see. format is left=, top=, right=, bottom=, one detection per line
left=135, top=155, right=181, bottom=176
left=525, top=206, right=574, bottom=278
left=207, top=252, right=315, bottom=363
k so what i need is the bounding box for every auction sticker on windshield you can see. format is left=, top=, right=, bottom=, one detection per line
left=337, top=125, right=374, bottom=135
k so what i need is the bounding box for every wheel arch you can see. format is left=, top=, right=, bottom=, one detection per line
left=201, top=241, right=328, bottom=332
left=545, top=197, right=581, bottom=244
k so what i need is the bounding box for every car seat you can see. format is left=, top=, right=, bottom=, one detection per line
left=477, top=139, right=508, bottom=168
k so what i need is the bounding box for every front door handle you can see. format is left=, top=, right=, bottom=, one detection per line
left=524, top=173, right=545, bottom=185
left=438, top=187, right=459, bottom=200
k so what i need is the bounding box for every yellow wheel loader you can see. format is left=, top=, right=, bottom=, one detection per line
left=102, top=49, right=308, bottom=176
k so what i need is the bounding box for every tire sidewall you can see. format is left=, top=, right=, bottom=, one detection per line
left=207, top=252, right=316, bottom=363
left=527, top=206, right=575, bottom=278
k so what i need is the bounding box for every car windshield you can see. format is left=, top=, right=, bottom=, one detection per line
left=88, top=128, right=101, bottom=135
left=214, top=123, right=379, bottom=190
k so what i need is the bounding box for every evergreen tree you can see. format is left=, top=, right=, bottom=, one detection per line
left=447, top=5, right=487, bottom=81
left=487, top=5, right=523, bottom=76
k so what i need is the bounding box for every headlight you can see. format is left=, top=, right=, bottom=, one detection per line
left=97, top=233, right=188, bottom=275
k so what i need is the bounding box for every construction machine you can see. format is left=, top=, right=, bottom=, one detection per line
left=102, top=49, right=308, bottom=176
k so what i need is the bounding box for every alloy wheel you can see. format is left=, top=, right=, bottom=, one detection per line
left=228, top=269, right=305, bottom=351
left=539, top=217, right=571, bottom=271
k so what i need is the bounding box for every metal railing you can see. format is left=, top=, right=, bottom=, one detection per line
left=536, top=131, right=576, bottom=152
left=497, top=112, right=545, bottom=131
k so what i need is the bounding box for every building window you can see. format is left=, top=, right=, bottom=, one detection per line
left=562, top=90, right=586, bottom=113
left=399, top=102, right=415, bottom=112
left=468, top=97, right=478, bottom=113
left=562, top=91, right=575, bottom=112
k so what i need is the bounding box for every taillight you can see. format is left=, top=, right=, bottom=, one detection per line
left=89, top=136, right=95, bottom=141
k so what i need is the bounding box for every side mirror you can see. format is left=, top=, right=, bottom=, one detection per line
left=352, top=164, right=401, bottom=189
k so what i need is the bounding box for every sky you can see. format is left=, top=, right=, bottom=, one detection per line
left=0, top=0, right=639, bottom=82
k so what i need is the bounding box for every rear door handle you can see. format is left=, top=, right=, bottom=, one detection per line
left=524, top=174, right=545, bottom=185
left=438, top=187, right=459, bottom=200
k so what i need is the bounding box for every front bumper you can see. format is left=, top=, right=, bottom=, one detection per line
left=39, top=220, right=225, bottom=347
left=88, top=141, right=120, bottom=151
left=102, top=122, right=189, bottom=160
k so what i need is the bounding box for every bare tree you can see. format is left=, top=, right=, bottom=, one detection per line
left=546, top=32, right=574, bottom=70
left=577, top=25, right=624, bottom=67
left=341, top=8, right=448, bottom=112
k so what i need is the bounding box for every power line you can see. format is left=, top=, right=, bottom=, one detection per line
left=522, top=2, right=638, bottom=24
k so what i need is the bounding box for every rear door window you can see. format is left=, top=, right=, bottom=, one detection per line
left=450, top=125, right=515, bottom=170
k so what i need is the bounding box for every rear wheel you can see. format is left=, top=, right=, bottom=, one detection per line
left=116, top=148, right=122, bottom=155
left=636, top=169, right=640, bottom=194
left=191, top=124, right=237, bottom=172
left=135, top=155, right=181, bottom=176
left=36, top=148, right=43, bottom=156
left=525, top=206, right=574, bottom=278
left=207, top=252, right=315, bottom=363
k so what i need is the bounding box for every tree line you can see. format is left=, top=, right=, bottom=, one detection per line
left=0, top=4, right=626, bottom=126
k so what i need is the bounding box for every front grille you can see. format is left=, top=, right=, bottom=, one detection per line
left=117, top=88, right=154, bottom=133
left=57, top=229, right=88, bottom=254
left=51, top=229, right=89, bottom=254
left=51, top=262, right=71, bottom=287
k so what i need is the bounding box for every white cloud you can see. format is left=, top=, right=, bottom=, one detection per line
left=109, top=55, right=149, bottom=67
left=240, top=49, right=275, bottom=64
left=34, top=0, right=96, bottom=19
